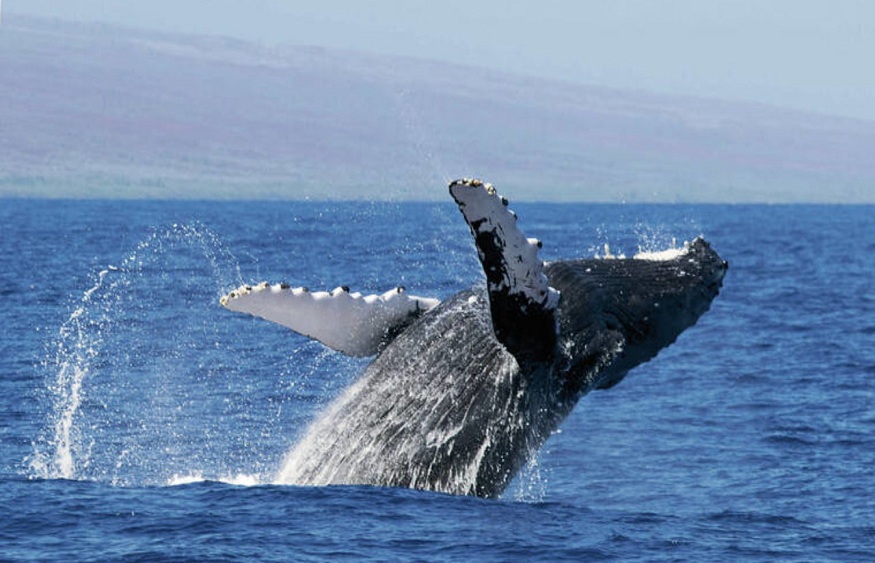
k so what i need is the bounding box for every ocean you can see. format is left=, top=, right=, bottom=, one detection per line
left=1, top=198, right=873, bottom=561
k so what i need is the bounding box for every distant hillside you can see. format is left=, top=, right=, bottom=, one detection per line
left=2, top=15, right=874, bottom=202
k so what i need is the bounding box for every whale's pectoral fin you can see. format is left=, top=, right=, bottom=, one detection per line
left=220, top=283, right=440, bottom=357
left=450, top=179, right=560, bottom=363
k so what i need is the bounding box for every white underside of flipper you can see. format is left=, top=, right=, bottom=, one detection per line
left=220, top=284, right=440, bottom=357
left=449, top=178, right=560, bottom=311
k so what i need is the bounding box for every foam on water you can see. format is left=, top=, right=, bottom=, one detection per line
left=166, top=472, right=263, bottom=487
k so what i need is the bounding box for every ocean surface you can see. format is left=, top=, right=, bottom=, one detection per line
left=1, top=198, right=873, bottom=561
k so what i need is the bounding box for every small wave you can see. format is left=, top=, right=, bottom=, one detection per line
left=707, top=510, right=807, bottom=526
left=763, top=434, right=817, bottom=447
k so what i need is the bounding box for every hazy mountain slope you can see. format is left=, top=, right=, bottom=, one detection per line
left=2, top=15, right=873, bottom=201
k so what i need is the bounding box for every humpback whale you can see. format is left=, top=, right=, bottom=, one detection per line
left=220, top=179, right=727, bottom=498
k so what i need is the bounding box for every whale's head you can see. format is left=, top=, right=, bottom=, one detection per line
left=546, top=237, right=727, bottom=395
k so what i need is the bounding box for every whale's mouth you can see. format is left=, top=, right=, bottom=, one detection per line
left=698, top=241, right=729, bottom=299
left=707, top=261, right=729, bottom=296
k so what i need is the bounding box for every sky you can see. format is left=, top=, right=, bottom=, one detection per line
left=6, top=0, right=875, bottom=122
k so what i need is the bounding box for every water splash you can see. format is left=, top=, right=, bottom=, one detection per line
left=391, top=85, right=452, bottom=188
left=633, top=222, right=678, bottom=255
left=35, top=267, right=116, bottom=479
left=27, top=223, right=267, bottom=485
left=509, top=452, right=548, bottom=503
left=591, top=219, right=700, bottom=260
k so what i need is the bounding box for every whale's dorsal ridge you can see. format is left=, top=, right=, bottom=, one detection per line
left=220, top=284, right=440, bottom=356
left=449, top=178, right=559, bottom=363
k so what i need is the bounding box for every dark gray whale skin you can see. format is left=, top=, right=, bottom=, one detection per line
left=278, top=236, right=727, bottom=498
left=547, top=237, right=728, bottom=396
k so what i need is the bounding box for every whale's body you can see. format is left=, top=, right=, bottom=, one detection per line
left=277, top=288, right=557, bottom=497
left=221, top=180, right=727, bottom=498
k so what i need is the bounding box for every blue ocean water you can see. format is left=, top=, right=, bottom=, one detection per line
left=1, top=199, right=873, bottom=561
